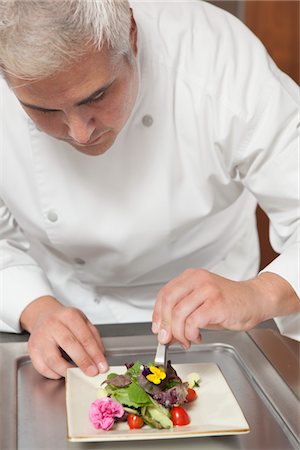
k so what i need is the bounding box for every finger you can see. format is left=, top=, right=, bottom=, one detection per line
left=152, top=270, right=197, bottom=334
left=156, top=277, right=194, bottom=344
left=50, top=317, right=98, bottom=377
left=88, top=322, right=109, bottom=373
left=171, top=291, right=206, bottom=347
left=30, top=354, right=63, bottom=379
left=59, top=308, right=107, bottom=375
left=152, top=294, right=162, bottom=334
left=88, top=322, right=105, bottom=353
left=184, top=301, right=223, bottom=341
left=29, top=341, right=72, bottom=379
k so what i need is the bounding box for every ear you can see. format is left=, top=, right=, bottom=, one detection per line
left=129, top=9, right=138, bottom=56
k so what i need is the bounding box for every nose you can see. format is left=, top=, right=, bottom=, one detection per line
left=66, top=111, right=96, bottom=144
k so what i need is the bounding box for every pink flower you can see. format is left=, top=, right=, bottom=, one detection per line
left=89, top=397, right=124, bottom=431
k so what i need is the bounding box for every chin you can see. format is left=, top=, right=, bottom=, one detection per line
left=73, top=144, right=111, bottom=156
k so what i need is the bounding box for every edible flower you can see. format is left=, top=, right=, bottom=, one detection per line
left=146, top=366, right=166, bottom=385
left=89, top=397, right=124, bottom=430
left=187, top=372, right=201, bottom=388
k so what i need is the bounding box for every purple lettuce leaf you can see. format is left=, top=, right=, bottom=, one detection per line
left=152, top=382, right=189, bottom=407
left=165, top=360, right=182, bottom=384
left=137, top=360, right=184, bottom=395
left=104, top=374, right=132, bottom=387
left=137, top=372, right=162, bottom=395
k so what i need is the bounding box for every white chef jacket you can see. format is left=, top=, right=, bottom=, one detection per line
left=0, top=1, right=299, bottom=339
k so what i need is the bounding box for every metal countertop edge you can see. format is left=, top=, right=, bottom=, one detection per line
left=248, top=328, right=300, bottom=399
left=0, top=342, right=28, bottom=450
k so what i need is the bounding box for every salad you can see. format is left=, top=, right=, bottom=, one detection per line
left=89, top=360, right=200, bottom=431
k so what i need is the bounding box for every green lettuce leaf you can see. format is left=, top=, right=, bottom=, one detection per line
left=107, top=380, right=152, bottom=409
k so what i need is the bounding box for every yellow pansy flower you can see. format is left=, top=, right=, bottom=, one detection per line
left=146, top=366, right=166, bottom=384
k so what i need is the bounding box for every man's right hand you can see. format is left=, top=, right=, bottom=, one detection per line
left=20, top=296, right=108, bottom=379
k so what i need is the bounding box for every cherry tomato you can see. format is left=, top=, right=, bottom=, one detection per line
left=185, top=388, right=197, bottom=402
left=170, top=406, right=190, bottom=426
left=127, top=413, right=144, bottom=429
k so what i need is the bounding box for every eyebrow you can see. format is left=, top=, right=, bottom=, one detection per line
left=18, top=80, right=114, bottom=113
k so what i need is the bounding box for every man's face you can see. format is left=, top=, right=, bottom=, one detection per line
left=7, top=36, right=139, bottom=156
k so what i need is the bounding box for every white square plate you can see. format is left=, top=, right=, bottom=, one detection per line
left=66, top=362, right=250, bottom=442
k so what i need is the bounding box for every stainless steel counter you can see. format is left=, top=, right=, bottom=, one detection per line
left=0, top=324, right=299, bottom=450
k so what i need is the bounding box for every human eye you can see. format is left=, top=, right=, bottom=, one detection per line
left=38, top=109, right=58, bottom=114
left=24, top=105, right=59, bottom=115
left=85, top=91, right=105, bottom=105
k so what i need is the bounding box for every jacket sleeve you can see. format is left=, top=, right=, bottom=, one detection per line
left=234, top=63, right=299, bottom=340
left=0, top=198, right=55, bottom=332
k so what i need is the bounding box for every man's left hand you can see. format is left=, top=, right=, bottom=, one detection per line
left=152, top=269, right=300, bottom=348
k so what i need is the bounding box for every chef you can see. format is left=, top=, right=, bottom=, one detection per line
left=0, top=0, right=299, bottom=379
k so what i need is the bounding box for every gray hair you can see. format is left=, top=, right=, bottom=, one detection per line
left=0, top=0, right=132, bottom=80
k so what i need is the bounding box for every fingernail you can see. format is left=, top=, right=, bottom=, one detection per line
left=158, top=328, right=168, bottom=343
left=152, top=322, right=158, bottom=333
left=182, top=342, right=190, bottom=350
left=98, top=361, right=108, bottom=373
left=87, top=365, right=98, bottom=377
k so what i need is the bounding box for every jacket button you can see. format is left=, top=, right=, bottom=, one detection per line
left=94, top=298, right=101, bottom=304
left=142, top=115, right=153, bottom=127
left=74, top=257, right=85, bottom=265
left=47, top=211, right=58, bottom=222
